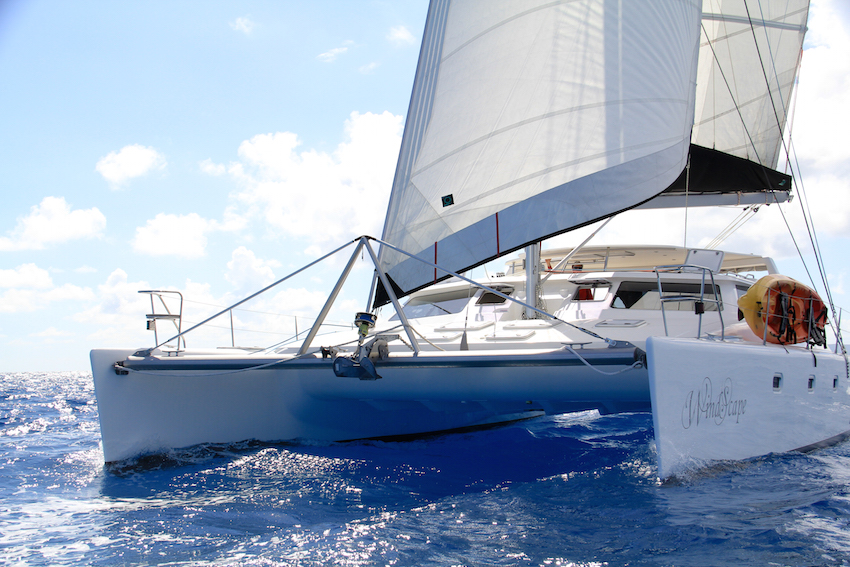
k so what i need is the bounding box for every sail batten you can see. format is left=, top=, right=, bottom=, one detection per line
left=702, top=10, right=807, bottom=32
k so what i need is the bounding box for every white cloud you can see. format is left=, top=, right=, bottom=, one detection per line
left=269, top=287, right=337, bottom=318
left=222, top=206, right=249, bottom=232
left=200, top=158, right=226, bottom=176
left=75, top=265, right=97, bottom=274
left=33, top=327, right=73, bottom=338
left=132, top=213, right=216, bottom=258
left=795, top=1, right=850, bottom=167
left=132, top=205, right=247, bottom=259
left=317, top=41, right=353, bottom=63
left=387, top=25, right=416, bottom=46
left=72, top=267, right=317, bottom=350
left=0, top=263, right=95, bottom=314
left=72, top=269, right=153, bottom=346
left=786, top=0, right=850, bottom=240
left=0, top=196, right=106, bottom=251
left=0, top=264, right=53, bottom=289
left=225, top=246, right=281, bottom=293
left=229, top=16, right=255, bottom=35
left=234, top=131, right=300, bottom=180
left=96, top=144, right=166, bottom=187
left=227, top=111, right=403, bottom=247
left=359, top=62, right=379, bottom=74
left=0, top=283, right=94, bottom=313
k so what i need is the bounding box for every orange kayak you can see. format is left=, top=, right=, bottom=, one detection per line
left=737, top=274, right=828, bottom=346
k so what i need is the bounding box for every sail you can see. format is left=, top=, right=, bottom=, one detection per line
left=625, top=0, right=807, bottom=211
left=693, top=0, right=808, bottom=168
left=378, top=0, right=703, bottom=300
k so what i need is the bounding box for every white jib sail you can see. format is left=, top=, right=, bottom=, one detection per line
left=694, top=0, right=809, bottom=168
left=379, top=0, right=703, bottom=297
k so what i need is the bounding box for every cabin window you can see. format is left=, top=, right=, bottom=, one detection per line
left=476, top=286, right=513, bottom=305
left=773, top=373, right=783, bottom=392
left=808, top=376, right=816, bottom=392
left=834, top=376, right=839, bottom=390
left=389, top=289, right=472, bottom=320
left=477, top=292, right=507, bottom=305
left=736, top=285, right=750, bottom=320
left=611, top=281, right=721, bottom=311
left=573, top=284, right=610, bottom=302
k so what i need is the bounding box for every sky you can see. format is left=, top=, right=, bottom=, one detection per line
left=0, top=0, right=848, bottom=372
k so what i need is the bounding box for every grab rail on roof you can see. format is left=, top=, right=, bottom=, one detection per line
left=653, top=265, right=725, bottom=341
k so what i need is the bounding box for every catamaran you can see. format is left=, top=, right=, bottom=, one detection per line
left=91, top=0, right=848, bottom=479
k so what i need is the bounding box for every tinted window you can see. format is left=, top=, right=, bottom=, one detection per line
left=389, top=289, right=473, bottom=320
left=476, top=290, right=511, bottom=305
left=611, top=281, right=721, bottom=311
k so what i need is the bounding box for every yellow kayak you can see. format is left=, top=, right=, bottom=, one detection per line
left=737, top=274, right=827, bottom=345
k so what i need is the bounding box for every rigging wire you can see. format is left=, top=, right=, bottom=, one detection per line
left=683, top=153, right=690, bottom=248
left=700, top=5, right=843, bottom=352
left=746, top=1, right=842, bottom=351
left=181, top=298, right=352, bottom=329
left=705, top=205, right=760, bottom=249
left=745, top=1, right=826, bottom=291
left=785, top=136, right=842, bottom=332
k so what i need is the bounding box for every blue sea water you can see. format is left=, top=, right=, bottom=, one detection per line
left=2, top=371, right=850, bottom=566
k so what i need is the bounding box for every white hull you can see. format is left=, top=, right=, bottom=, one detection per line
left=92, top=346, right=649, bottom=463
left=648, top=337, right=850, bottom=479
left=94, top=339, right=850, bottom=477
left=92, top=244, right=849, bottom=477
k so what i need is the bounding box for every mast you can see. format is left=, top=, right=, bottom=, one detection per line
left=524, top=244, right=541, bottom=320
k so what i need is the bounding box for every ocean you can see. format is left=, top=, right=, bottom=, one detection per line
left=2, top=371, right=850, bottom=566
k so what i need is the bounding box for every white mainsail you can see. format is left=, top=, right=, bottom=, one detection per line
left=379, top=0, right=703, bottom=298
left=378, top=0, right=805, bottom=301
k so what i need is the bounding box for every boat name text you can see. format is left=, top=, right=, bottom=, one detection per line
left=682, top=377, right=746, bottom=428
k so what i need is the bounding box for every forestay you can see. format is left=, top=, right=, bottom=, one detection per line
left=378, top=0, right=703, bottom=301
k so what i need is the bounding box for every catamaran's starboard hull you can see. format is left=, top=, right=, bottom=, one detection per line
left=91, top=347, right=649, bottom=463
left=648, top=337, right=850, bottom=479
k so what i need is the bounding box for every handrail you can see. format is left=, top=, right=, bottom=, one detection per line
left=135, top=235, right=626, bottom=356
left=139, top=290, right=185, bottom=350
left=147, top=239, right=357, bottom=352
left=653, top=264, right=725, bottom=340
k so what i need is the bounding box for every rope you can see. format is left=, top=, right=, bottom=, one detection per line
left=372, top=236, right=618, bottom=346
left=745, top=2, right=843, bottom=355
left=701, top=11, right=846, bottom=357
left=119, top=352, right=318, bottom=378
left=705, top=205, right=760, bottom=249
left=562, top=345, right=643, bottom=376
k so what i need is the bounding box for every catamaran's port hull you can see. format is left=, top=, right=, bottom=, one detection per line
left=91, top=347, right=649, bottom=463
